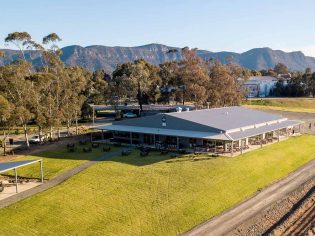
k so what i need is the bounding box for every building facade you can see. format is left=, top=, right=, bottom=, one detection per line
left=243, top=76, right=290, bottom=98
left=97, top=107, right=302, bottom=156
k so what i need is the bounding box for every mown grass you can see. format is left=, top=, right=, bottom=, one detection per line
left=1, top=135, right=315, bottom=235
left=2, top=144, right=119, bottom=179
left=243, top=98, right=315, bottom=113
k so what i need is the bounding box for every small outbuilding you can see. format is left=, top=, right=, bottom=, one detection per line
left=0, top=160, right=43, bottom=193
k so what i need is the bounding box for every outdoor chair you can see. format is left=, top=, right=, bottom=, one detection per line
left=160, top=150, right=168, bottom=155
left=83, top=147, right=92, bottom=152
left=140, top=151, right=149, bottom=157
left=121, top=150, right=131, bottom=156
left=114, top=143, right=122, bottom=147
left=67, top=143, right=75, bottom=148
left=92, top=143, right=99, bottom=148
left=139, top=146, right=150, bottom=153
left=103, top=146, right=111, bottom=152
left=0, top=182, right=4, bottom=192
left=79, top=140, right=87, bottom=145
left=68, top=147, right=75, bottom=152
left=178, top=149, right=187, bottom=154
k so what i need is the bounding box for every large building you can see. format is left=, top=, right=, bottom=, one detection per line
left=97, top=106, right=302, bottom=156
left=243, top=75, right=290, bottom=98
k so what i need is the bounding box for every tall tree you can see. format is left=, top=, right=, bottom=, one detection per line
left=176, top=47, right=208, bottom=106
left=0, top=95, right=14, bottom=155
left=274, top=63, right=289, bottom=75
left=5, top=32, right=32, bottom=60
left=0, top=60, right=34, bottom=147
left=207, top=61, right=244, bottom=107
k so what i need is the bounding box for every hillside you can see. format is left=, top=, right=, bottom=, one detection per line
left=1, top=44, right=315, bottom=72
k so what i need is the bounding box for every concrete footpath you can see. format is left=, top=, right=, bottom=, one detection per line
left=183, top=158, right=315, bottom=236
left=0, top=150, right=121, bottom=209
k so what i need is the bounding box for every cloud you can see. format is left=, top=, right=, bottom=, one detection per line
left=281, top=45, right=315, bottom=57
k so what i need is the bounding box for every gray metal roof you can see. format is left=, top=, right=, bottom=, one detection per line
left=96, top=107, right=302, bottom=141
left=92, top=104, right=194, bottom=111
left=98, top=125, right=231, bottom=140
left=0, top=160, right=41, bottom=174
left=167, top=106, right=284, bottom=131
left=228, top=120, right=302, bottom=140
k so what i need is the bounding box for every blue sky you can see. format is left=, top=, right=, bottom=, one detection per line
left=1, top=0, right=315, bottom=56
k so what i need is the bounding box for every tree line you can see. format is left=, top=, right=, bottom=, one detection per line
left=0, top=32, right=250, bottom=152
left=270, top=67, right=315, bottom=97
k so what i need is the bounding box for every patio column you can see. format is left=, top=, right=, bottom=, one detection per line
left=260, top=134, right=263, bottom=148
left=153, top=134, right=156, bottom=147
left=240, top=139, right=243, bottom=154
left=176, top=137, right=179, bottom=150
left=231, top=141, right=234, bottom=156
left=14, top=168, right=18, bottom=193
left=101, top=130, right=104, bottom=140
left=277, top=130, right=280, bottom=142
left=40, top=160, right=44, bottom=183
left=214, top=140, right=217, bottom=153
left=130, top=132, right=132, bottom=145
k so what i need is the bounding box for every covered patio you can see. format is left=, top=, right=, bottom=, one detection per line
left=95, top=107, right=303, bottom=156
left=97, top=122, right=302, bottom=156
left=0, top=160, right=44, bottom=194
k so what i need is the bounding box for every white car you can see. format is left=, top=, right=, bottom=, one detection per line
left=123, top=112, right=137, bottom=118
left=30, top=135, right=41, bottom=144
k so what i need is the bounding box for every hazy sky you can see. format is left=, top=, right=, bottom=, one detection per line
left=1, top=0, right=315, bottom=56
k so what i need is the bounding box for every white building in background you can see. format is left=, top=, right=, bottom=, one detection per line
left=243, top=75, right=291, bottom=98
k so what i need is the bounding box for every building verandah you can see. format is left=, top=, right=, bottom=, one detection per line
left=108, top=125, right=301, bottom=156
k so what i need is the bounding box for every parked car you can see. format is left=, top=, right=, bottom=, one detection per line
left=123, top=112, right=137, bottom=118
left=30, top=135, right=41, bottom=144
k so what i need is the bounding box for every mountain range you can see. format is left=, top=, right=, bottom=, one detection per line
left=1, top=43, right=315, bottom=72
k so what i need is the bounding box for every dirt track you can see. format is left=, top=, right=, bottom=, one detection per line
left=266, top=185, right=315, bottom=236
left=229, top=178, right=315, bottom=236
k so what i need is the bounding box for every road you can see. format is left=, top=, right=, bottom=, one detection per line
left=183, top=158, right=315, bottom=236
left=1, top=117, right=114, bottom=153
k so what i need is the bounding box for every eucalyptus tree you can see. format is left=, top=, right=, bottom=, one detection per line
left=112, top=59, right=162, bottom=110
left=207, top=61, right=244, bottom=107
left=4, top=32, right=32, bottom=60
left=176, top=47, right=208, bottom=106
left=0, top=95, right=14, bottom=155
left=159, top=61, right=178, bottom=103
left=0, top=60, right=34, bottom=147
left=30, top=72, right=57, bottom=141
left=62, top=67, right=90, bottom=135
left=91, top=69, right=111, bottom=104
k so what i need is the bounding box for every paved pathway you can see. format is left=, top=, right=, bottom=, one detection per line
left=0, top=150, right=122, bottom=209
left=183, top=158, right=315, bottom=236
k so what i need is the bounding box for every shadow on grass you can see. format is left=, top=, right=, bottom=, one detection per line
left=105, top=150, right=223, bottom=166
left=29, top=142, right=218, bottom=167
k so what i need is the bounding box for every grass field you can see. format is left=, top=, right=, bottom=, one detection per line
left=3, top=144, right=119, bottom=179
left=1, top=135, right=315, bottom=235
left=244, top=98, right=315, bottom=113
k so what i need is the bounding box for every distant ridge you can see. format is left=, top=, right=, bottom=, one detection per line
left=1, top=44, right=315, bottom=72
